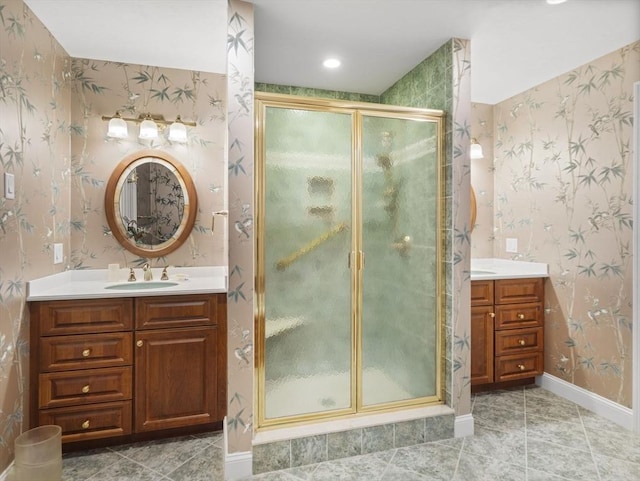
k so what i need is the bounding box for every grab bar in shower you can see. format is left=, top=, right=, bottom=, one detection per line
left=276, top=222, right=348, bottom=271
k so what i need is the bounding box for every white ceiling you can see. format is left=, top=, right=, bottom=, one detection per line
left=25, top=0, right=640, bottom=105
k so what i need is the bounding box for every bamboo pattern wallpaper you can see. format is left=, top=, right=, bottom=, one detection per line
left=227, top=0, right=255, bottom=454
left=0, top=0, right=71, bottom=470
left=492, top=42, right=639, bottom=407
left=470, top=103, right=494, bottom=259
left=69, top=58, right=227, bottom=269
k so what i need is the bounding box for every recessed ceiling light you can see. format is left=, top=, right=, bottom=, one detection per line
left=323, top=58, right=341, bottom=69
left=546, top=0, right=567, bottom=4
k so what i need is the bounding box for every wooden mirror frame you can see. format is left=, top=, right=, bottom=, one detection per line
left=105, top=149, right=198, bottom=258
left=470, top=185, right=477, bottom=232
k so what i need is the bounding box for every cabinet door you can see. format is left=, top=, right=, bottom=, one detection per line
left=135, top=327, right=220, bottom=432
left=470, top=305, right=494, bottom=386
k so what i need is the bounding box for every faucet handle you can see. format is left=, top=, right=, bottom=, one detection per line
left=161, top=267, right=169, bottom=281
left=128, top=268, right=136, bottom=282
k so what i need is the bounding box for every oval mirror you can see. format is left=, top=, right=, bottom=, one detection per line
left=105, top=149, right=198, bottom=258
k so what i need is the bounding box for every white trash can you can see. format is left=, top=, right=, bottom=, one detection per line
left=14, top=425, right=62, bottom=481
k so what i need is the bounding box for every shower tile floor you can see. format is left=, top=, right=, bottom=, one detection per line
left=54, top=385, right=639, bottom=480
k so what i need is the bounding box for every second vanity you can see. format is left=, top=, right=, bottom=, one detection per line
left=470, top=259, right=548, bottom=392
left=27, top=266, right=227, bottom=448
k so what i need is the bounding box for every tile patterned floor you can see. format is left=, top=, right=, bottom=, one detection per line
left=55, top=386, right=639, bottom=480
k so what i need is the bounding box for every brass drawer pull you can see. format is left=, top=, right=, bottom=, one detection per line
left=517, top=313, right=525, bottom=320
left=517, top=364, right=526, bottom=371
left=82, top=348, right=91, bottom=357
left=489, top=312, right=495, bottom=318
left=518, top=339, right=526, bottom=346
left=82, top=384, right=90, bottom=394
left=81, top=420, right=90, bottom=429
left=136, top=340, right=144, bottom=348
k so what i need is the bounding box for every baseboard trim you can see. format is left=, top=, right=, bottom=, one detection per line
left=536, top=373, right=633, bottom=429
left=454, top=413, right=474, bottom=438
left=0, top=461, right=13, bottom=481
left=223, top=416, right=253, bottom=480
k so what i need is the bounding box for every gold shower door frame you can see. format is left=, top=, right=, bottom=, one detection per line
left=255, top=92, right=445, bottom=430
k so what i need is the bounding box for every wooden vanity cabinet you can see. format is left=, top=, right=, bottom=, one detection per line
left=471, top=278, right=544, bottom=391
left=30, top=293, right=226, bottom=446
left=134, top=295, right=226, bottom=433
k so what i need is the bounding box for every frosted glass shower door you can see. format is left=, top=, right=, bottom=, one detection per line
left=261, top=106, right=354, bottom=421
left=360, top=114, right=440, bottom=407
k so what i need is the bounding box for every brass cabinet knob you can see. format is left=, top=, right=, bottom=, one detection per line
left=517, top=364, right=526, bottom=371
left=517, top=313, right=525, bottom=320
left=81, top=420, right=90, bottom=429
left=82, top=348, right=91, bottom=357
left=136, top=340, right=144, bottom=347
left=82, top=384, right=90, bottom=394
left=518, top=339, right=526, bottom=346
left=489, top=312, right=496, bottom=318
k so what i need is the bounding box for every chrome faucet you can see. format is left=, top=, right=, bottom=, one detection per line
left=161, top=267, right=169, bottom=281
left=143, top=263, right=153, bottom=281
left=128, top=268, right=136, bottom=282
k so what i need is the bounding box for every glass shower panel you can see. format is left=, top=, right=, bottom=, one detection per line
left=263, top=107, right=353, bottom=420
left=360, top=115, right=439, bottom=407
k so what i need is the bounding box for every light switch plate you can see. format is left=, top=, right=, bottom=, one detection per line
left=53, top=243, right=63, bottom=264
left=4, top=173, right=15, bottom=199
left=506, top=238, right=518, bottom=253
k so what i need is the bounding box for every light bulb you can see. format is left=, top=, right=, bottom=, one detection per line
left=139, top=117, right=158, bottom=140
left=168, top=116, right=188, bottom=143
left=107, top=113, right=128, bottom=138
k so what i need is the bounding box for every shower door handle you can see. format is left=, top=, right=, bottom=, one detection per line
left=348, top=251, right=365, bottom=270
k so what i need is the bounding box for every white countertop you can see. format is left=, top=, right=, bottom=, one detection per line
left=27, top=266, right=227, bottom=301
left=470, top=258, right=548, bottom=281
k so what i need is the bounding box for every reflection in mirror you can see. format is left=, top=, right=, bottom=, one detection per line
left=119, top=163, right=185, bottom=245
left=105, top=150, right=197, bottom=258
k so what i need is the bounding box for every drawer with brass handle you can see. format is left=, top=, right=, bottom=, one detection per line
left=39, top=366, right=132, bottom=409
left=40, top=332, right=132, bottom=372
left=38, top=400, right=132, bottom=443
left=494, top=352, right=543, bottom=382
left=495, top=303, right=543, bottom=330
left=495, top=327, right=543, bottom=356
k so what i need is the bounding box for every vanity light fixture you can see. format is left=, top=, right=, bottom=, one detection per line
left=168, top=116, right=188, bottom=143
left=323, top=58, right=341, bottom=69
left=470, top=138, right=484, bottom=160
left=106, top=111, right=128, bottom=138
left=101, top=112, right=197, bottom=141
left=546, top=0, right=567, bottom=4
left=138, top=115, right=159, bottom=140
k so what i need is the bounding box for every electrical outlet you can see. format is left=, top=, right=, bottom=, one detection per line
left=53, top=243, right=63, bottom=264
left=4, top=173, right=15, bottom=199
left=506, top=238, right=518, bottom=253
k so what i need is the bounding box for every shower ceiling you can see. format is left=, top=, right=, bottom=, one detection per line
left=24, top=0, right=640, bottom=105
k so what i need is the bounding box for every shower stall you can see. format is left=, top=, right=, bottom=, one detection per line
left=255, top=93, right=445, bottom=428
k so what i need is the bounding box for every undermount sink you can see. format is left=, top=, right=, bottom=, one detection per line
left=105, top=281, right=179, bottom=290
left=470, top=270, right=496, bottom=275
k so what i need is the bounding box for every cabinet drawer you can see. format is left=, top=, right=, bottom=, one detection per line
left=495, top=327, right=543, bottom=356
left=39, top=401, right=132, bottom=443
left=39, top=366, right=132, bottom=409
left=471, top=281, right=494, bottom=306
left=495, top=352, right=543, bottom=382
left=40, top=332, right=132, bottom=372
left=34, top=298, right=133, bottom=336
left=495, top=303, right=543, bottom=330
left=495, top=278, right=544, bottom=304
left=135, top=294, right=217, bottom=330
